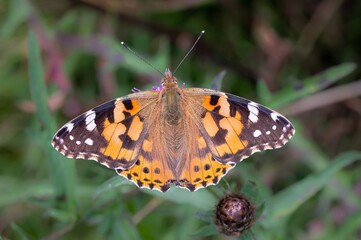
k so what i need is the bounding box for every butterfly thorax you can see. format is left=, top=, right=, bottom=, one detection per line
left=161, top=69, right=183, bottom=125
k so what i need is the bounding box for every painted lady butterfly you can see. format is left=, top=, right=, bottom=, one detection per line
left=52, top=69, right=294, bottom=192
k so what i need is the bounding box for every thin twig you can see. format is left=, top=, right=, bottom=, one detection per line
left=42, top=224, right=74, bottom=240
left=132, top=197, right=163, bottom=225
left=296, top=0, right=344, bottom=59
left=283, top=80, right=361, bottom=115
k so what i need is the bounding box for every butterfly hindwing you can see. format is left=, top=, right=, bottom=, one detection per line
left=116, top=133, right=177, bottom=192
left=117, top=98, right=237, bottom=192
left=52, top=91, right=159, bottom=169
left=177, top=129, right=236, bottom=191
left=115, top=115, right=179, bottom=192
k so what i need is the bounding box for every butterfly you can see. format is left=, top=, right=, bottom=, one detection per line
left=52, top=69, right=295, bottom=192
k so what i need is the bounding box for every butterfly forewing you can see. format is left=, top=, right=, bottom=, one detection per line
left=183, top=88, right=295, bottom=164
left=52, top=91, right=159, bottom=169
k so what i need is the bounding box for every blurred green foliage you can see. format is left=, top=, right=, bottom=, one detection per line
left=1, top=0, right=361, bottom=239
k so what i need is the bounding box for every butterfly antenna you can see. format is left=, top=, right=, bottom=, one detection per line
left=121, top=42, right=165, bottom=77
left=173, top=30, right=205, bottom=74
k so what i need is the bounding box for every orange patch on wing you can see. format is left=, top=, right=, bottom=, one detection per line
left=180, top=152, right=235, bottom=190
left=113, top=100, right=141, bottom=122
left=125, top=100, right=141, bottom=115
left=101, top=118, right=127, bottom=159
left=113, top=102, right=126, bottom=122
left=188, top=156, right=203, bottom=183
left=226, top=131, right=247, bottom=153
left=219, top=117, right=247, bottom=153
left=222, top=117, right=243, bottom=135
left=202, top=95, right=230, bottom=116
left=216, top=97, right=231, bottom=116
left=198, top=137, right=207, bottom=149
left=202, top=112, right=219, bottom=137
left=117, top=148, right=135, bottom=161
left=148, top=158, right=165, bottom=185
left=215, top=143, right=233, bottom=156
left=142, top=139, right=152, bottom=152
left=127, top=116, right=143, bottom=141
left=234, top=111, right=242, bottom=120
left=119, top=155, right=175, bottom=191
left=202, top=96, right=216, bottom=111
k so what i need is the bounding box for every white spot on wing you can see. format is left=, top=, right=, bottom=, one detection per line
left=86, top=122, right=96, bottom=132
left=266, top=131, right=271, bottom=135
left=253, top=130, right=262, bottom=137
left=85, top=138, right=93, bottom=146
left=69, top=135, right=74, bottom=140
left=272, top=125, right=277, bottom=130
left=249, top=114, right=258, bottom=123
left=66, top=123, right=74, bottom=132
left=247, top=103, right=259, bottom=123
left=271, top=112, right=279, bottom=122
left=76, top=140, right=81, bottom=145
left=85, top=110, right=96, bottom=131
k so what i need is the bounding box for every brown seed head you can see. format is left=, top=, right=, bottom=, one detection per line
left=215, top=193, right=256, bottom=236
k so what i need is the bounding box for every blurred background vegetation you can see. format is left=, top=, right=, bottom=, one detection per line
left=1, top=0, right=361, bottom=239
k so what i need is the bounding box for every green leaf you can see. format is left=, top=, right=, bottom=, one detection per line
left=194, top=210, right=214, bottom=223
left=172, top=207, right=201, bottom=240
left=0, top=179, right=53, bottom=208
left=95, top=176, right=216, bottom=210
left=27, top=30, right=77, bottom=215
left=324, top=212, right=361, bottom=240
left=241, top=181, right=260, bottom=204
left=11, top=223, right=30, bottom=240
left=191, top=224, right=218, bottom=238
left=143, top=187, right=216, bottom=210
left=288, top=121, right=329, bottom=170
left=257, top=80, right=272, bottom=103
left=0, top=0, right=30, bottom=38
left=97, top=202, right=141, bottom=240
left=268, top=63, right=356, bottom=108
left=93, top=176, right=133, bottom=198
left=240, top=230, right=255, bottom=240
left=265, top=151, right=361, bottom=224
